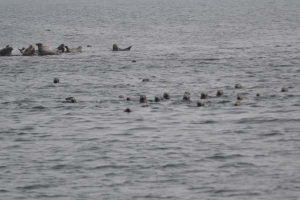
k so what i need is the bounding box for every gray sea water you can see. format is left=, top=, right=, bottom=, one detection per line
left=1, top=0, right=300, bottom=199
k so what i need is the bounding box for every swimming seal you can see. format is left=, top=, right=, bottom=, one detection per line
left=124, top=108, right=132, bottom=113
left=0, top=45, right=13, bottom=56
left=183, top=91, right=191, bottom=101
left=216, top=90, right=224, bottom=97
left=63, top=97, right=77, bottom=103
left=163, top=92, right=170, bottom=100
left=140, top=95, right=147, bottom=103
left=154, top=96, right=161, bottom=102
left=197, top=101, right=205, bottom=107
left=200, top=92, right=208, bottom=99
left=53, top=78, right=60, bottom=84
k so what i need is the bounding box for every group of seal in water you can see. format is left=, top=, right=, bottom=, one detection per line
left=119, top=83, right=291, bottom=112
left=0, top=45, right=13, bottom=56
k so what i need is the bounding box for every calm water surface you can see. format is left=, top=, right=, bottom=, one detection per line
left=0, top=0, right=300, bottom=199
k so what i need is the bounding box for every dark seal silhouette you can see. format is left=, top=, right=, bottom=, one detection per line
left=216, top=90, right=224, bottom=97
left=140, top=95, right=147, bottom=103
left=112, top=44, right=132, bottom=51
left=124, top=108, right=132, bottom=113
left=197, top=101, right=205, bottom=107
left=53, top=78, right=60, bottom=84
left=0, top=45, right=13, bottom=56
left=64, top=97, right=77, bottom=103
left=163, top=92, right=170, bottom=100
left=154, top=96, right=161, bottom=102
left=200, top=92, right=208, bottom=99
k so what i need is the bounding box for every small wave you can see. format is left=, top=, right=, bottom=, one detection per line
left=237, top=117, right=300, bottom=124
left=92, top=164, right=128, bottom=170
left=14, top=138, right=33, bottom=142
left=207, top=153, right=244, bottom=160
left=31, top=105, right=47, bottom=110
left=35, top=194, right=68, bottom=198
left=260, top=132, right=282, bottom=137
left=160, top=163, right=186, bottom=169
left=133, top=194, right=174, bottom=199
left=16, top=184, right=52, bottom=190
left=51, top=164, right=69, bottom=170
left=219, top=162, right=257, bottom=168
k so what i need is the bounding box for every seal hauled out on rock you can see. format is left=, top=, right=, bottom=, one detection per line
left=57, top=44, right=82, bottom=53
left=112, top=44, right=132, bottom=51
left=0, top=45, right=13, bottom=56
left=36, top=43, right=57, bottom=56
left=22, top=45, right=36, bottom=56
left=65, top=45, right=82, bottom=53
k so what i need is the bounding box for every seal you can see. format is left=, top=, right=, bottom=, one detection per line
left=197, top=101, right=205, bottom=107
left=53, top=78, right=60, bottom=84
left=163, top=92, right=170, bottom=100
left=22, top=45, right=36, bottom=56
left=124, top=108, right=132, bottom=113
left=112, top=44, right=132, bottom=51
left=183, top=91, right=191, bottom=101
left=63, top=97, right=77, bottom=103
left=234, top=100, right=241, bottom=106
left=0, top=45, right=13, bottom=56
left=140, top=95, right=147, bottom=103
left=36, top=43, right=57, bottom=56
left=216, top=90, right=224, bottom=97
left=200, top=92, right=208, bottom=99
left=154, top=96, right=161, bottom=102
left=57, top=44, right=65, bottom=53
left=237, top=94, right=243, bottom=100
left=65, top=45, right=82, bottom=53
